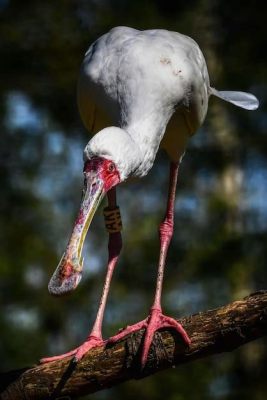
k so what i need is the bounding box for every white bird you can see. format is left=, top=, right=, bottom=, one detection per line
left=41, top=26, right=259, bottom=367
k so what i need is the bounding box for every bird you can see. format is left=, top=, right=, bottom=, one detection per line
left=40, top=26, right=259, bottom=367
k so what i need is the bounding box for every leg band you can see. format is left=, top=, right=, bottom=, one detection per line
left=103, top=206, right=122, bottom=233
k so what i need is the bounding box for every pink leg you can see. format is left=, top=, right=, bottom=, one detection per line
left=40, top=188, right=122, bottom=363
left=109, top=162, right=190, bottom=367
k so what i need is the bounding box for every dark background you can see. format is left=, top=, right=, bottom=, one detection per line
left=0, top=0, right=267, bottom=398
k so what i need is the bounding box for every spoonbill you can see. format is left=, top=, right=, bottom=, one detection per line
left=41, top=27, right=259, bottom=367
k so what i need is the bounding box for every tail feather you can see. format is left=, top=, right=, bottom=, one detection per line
left=210, top=87, right=259, bottom=110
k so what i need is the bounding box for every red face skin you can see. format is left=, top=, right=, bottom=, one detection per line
left=75, top=157, right=120, bottom=226
left=83, top=157, right=120, bottom=192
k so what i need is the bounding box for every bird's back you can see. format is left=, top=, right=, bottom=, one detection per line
left=78, top=27, right=210, bottom=160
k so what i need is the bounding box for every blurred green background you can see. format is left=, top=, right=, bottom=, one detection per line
left=0, top=0, right=266, bottom=398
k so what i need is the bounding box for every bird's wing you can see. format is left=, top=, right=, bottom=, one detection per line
left=210, top=87, right=259, bottom=110
left=77, top=27, right=139, bottom=135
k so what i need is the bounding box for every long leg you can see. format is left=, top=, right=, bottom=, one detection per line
left=88, top=188, right=122, bottom=340
left=109, top=162, right=190, bottom=367
left=153, top=161, right=180, bottom=310
left=141, top=161, right=190, bottom=364
left=40, top=188, right=122, bottom=363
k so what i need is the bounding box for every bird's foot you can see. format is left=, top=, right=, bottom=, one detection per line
left=39, top=335, right=104, bottom=364
left=108, top=307, right=190, bottom=368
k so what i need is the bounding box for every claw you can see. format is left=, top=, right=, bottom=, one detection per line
left=108, top=309, right=190, bottom=369
left=40, top=335, right=104, bottom=364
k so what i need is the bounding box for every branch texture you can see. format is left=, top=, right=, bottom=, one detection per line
left=1, top=290, right=267, bottom=400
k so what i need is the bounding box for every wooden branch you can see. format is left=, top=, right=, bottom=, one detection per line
left=1, top=290, right=267, bottom=400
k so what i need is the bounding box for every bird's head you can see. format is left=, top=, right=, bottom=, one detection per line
left=48, top=127, right=141, bottom=296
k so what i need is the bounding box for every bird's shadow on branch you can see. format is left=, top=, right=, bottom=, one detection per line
left=48, top=359, right=77, bottom=400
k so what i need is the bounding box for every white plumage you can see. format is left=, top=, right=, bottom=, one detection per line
left=78, top=26, right=258, bottom=180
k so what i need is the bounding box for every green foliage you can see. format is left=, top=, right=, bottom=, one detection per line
left=0, top=0, right=266, bottom=399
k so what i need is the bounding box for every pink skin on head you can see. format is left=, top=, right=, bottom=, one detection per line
left=83, top=157, right=120, bottom=192
left=73, top=158, right=120, bottom=227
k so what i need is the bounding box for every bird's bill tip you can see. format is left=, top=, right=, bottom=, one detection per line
left=48, top=252, right=84, bottom=296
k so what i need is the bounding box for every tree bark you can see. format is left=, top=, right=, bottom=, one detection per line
left=1, top=290, right=267, bottom=400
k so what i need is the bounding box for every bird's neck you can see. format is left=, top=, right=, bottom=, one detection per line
left=123, top=107, right=174, bottom=177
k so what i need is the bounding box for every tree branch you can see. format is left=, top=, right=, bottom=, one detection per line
left=1, top=290, right=267, bottom=400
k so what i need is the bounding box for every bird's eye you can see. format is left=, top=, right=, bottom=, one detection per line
left=108, top=163, right=115, bottom=173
